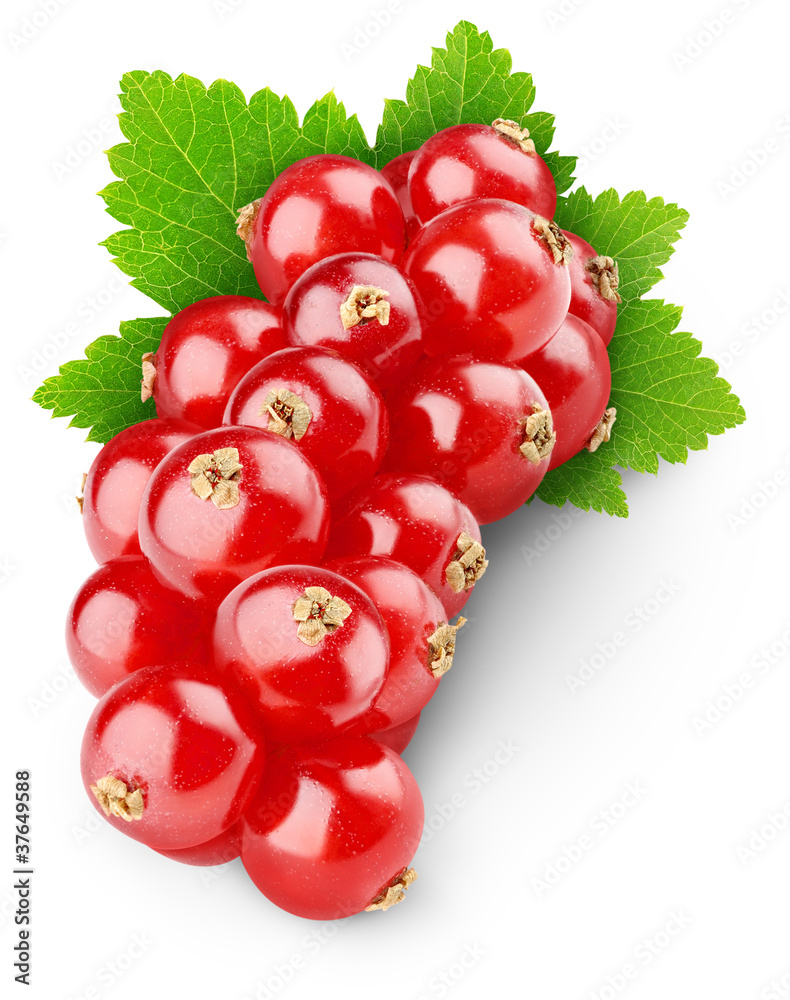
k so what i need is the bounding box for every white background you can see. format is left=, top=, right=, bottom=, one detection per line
left=2, top=0, right=789, bottom=998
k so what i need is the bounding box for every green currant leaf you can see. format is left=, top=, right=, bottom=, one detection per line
left=534, top=454, right=629, bottom=519
left=534, top=186, right=745, bottom=514
left=101, top=72, right=372, bottom=314
left=535, top=297, right=746, bottom=512
left=553, top=187, right=690, bottom=299
left=31, top=317, right=164, bottom=443
left=373, top=20, right=576, bottom=193
left=606, top=298, right=746, bottom=472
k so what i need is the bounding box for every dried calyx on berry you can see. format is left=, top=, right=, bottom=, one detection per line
left=260, top=389, right=312, bottom=441
left=76, top=472, right=87, bottom=514
left=365, top=868, right=418, bottom=912
left=532, top=216, right=573, bottom=266
left=491, top=117, right=536, bottom=155
left=140, top=352, right=157, bottom=402
left=188, top=447, right=243, bottom=509
left=520, top=404, right=556, bottom=465
left=427, top=617, right=466, bottom=678
left=445, top=532, right=488, bottom=594
left=235, top=200, right=261, bottom=261
left=90, top=775, right=145, bottom=822
left=587, top=408, right=617, bottom=453
left=292, top=586, right=353, bottom=647
left=340, top=285, right=391, bottom=330
left=587, top=256, right=622, bottom=303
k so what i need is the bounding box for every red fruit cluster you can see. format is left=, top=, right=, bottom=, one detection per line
left=70, top=119, right=620, bottom=920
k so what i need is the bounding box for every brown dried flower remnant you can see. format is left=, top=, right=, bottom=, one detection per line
left=140, top=352, right=157, bottom=402
left=532, top=216, right=573, bottom=266
left=188, top=447, right=243, bottom=510
left=365, top=868, right=418, bottom=911
left=340, top=286, right=391, bottom=330
left=76, top=472, right=87, bottom=514
left=445, top=532, right=488, bottom=594
left=587, top=408, right=617, bottom=453
left=260, top=389, right=312, bottom=441
left=427, top=617, right=467, bottom=678
left=90, top=775, right=144, bottom=822
left=235, top=199, right=261, bottom=261
left=520, top=404, right=556, bottom=465
left=492, top=117, right=536, bottom=154
left=292, top=586, right=353, bottom=647
left=587, top=256, right=622, bottom=304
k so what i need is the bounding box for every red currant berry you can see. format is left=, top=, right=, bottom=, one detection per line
left=325, top=474, right=487, bottom=618
left=372, top=712, right=421, bottom=755
left=383, top=356, right=555, bottom=524
left=564, top=230, right=621, bottom=346
left=81, top=663, right=266, bottom=851
left=237, top=155, right=405, bottom=307
left=282, top=252, right=424, bottom=390
left=380, top=151, right=421, bottom=242
left=520, top=314, right=615, bottom=469
left=66, top=556, right=211, bottom=697
left=81, top=418, right=198, bottom=564
left=213, top=566, right=389, bottom=744
left=139, top=426, right=330, bottom=605
left=325, top=556, right=459, bottom=730
left=403, top=199, right=572, bottom=363
left=155, top=821, right=241, bottom=866
left=241, top=736, right=423, bottom=919
left=142, top=296, right=286, bottom=430
left=223, top=346, right=388, bottom=502
left=408, top=120, right=557, bottom=224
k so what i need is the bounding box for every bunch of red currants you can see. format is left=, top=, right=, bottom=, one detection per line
left=69, top=119, right=620, bottom=920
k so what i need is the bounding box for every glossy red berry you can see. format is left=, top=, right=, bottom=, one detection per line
left=384, top=356, right=555, bottom=524
left=564, top=230, right=621, bottom=346
left=408, top=121, right=557, bottom=224
left=325, top=556, right=454, bottom=731
left=213, top=565, right=389, bottom=744
left=139, top=426, right=330, bottom=605
left=326, top=474, right=487, bottom=618
left=238, top=155, right=405, bottom=307
left=143, top=296, right=286, bottom=429
left=282, top=252, right=424, bottom=390
left=380, top=151, right=421, bottom=242
left=241, top=736, right=423, bottom=919
left=223, top=346, right=388, bottom=502
left=66, top=556, right=211, bottom=697
left=155, top=822, right=242, bottom=867
left=81, top=663, right=266, bottom=851
left=403, top=199, right=572, bottom=363
left=81, top=418, right=199, bottom=565
left=372, top=712, right=421, bottom=755
left=521, top=314, right=615, bottom=469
